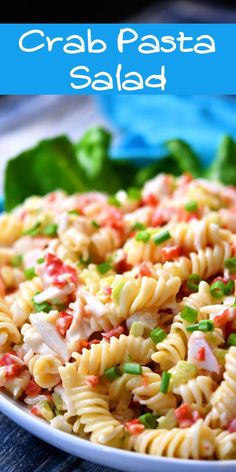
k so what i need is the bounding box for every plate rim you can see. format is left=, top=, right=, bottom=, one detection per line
left=0, top=391, right=235, bottom=470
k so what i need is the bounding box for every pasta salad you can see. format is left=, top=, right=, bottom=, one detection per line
left=1, top=173, right=236, bottom=460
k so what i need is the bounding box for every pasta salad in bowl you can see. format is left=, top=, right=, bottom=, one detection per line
left=1, top=129, right=236, bottom=469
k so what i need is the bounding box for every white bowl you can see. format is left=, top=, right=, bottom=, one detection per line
left=0, top=392, right=234, bottom=472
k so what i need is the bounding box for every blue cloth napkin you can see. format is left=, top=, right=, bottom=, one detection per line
left=99, top=96, right=236, bottom=166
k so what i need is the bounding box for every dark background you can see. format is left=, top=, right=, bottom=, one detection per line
left=1, top=0, right=236, bottom=23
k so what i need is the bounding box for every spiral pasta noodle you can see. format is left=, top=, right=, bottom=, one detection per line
left=151, top=317, right=189, bottom=370
left=73, top=335, right=155, bottom=376
left=112, top=275, right=181, bottom=318
left=10, top=277, right=43, bottom=327
left=109, top=367, right=176, bottom=415
left=0, top=173, right=236, bottom=461
left=173, top=376, right=215, bottom=409
left=0, top=299, right=20, bottom=347
left=215, top=431, right=236, bottom=460
left=128, top=419, right=215, bottom=459
left=59, top=363, right=124, bottom=444
left=28, top=354, right=62, bottom=389
left=206, top=347, right=236, bottom=428
left=0, top=214, right=23, bottom=246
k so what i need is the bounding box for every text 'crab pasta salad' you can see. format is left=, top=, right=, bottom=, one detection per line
left=1, top=173, right=236, bottom=460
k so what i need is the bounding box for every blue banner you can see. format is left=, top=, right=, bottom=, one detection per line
left=0, top=24, right=235, bottom=94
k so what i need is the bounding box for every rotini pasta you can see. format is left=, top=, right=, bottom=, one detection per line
left=0, top=173, right=236, bottom=461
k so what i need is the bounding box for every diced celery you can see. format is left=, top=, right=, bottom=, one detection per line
left=157, top=409, right=177, bottom=430
left=38, top=400, right=54, bottom=421
left=169, top=361, right=198, bottom=389
left=112, top=280, right=125, bottom=304
left=52, top=392, right=64, bottom=412
left=214, top=348, right=228, bottom=367
left=205, top=332, right=222, bottom=346
left=130, top=321, right=145, bottom=337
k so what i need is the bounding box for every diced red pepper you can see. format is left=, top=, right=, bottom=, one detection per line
left=45, top=253, right=77, bottom=287
left=151, top=208, right=172, bottom=227
left=85, top=375, right=99, bottom=388
left=142, top=194, right=158, bottom=207
left=214, top=308, right=234, bottom=329
left=125, top=419, right=145, bottom=435
left=175, top=404, right=190, bottom=421
left=0, top=353, right=24, bottom=379
left=195, top=346, right=206, bottom=362
left=56, top=311, right=73, bottom=336
left=31, top=405, right=41, bottom=417
left=25, top=379, right=42, bottom=397
left=161, top=246, right=180, bottom=262
left=175, top=404, right=200, bottom=428
left=139, top=262, right=152, bottom=277
left=228, top=417, right=236, bottom=433
left=99, top=206, right=124, bottom=235
left=116, top=257, right=132, bottom=274
left=103, top=286, right=112, bottom=296
left=102, top=326, right=124, bottom=340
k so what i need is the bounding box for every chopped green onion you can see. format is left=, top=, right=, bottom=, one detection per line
left=160, top=372, right=171, bottom=394
left=92, top=220, right=100, bottom=229
left=42, top=223, right=58, bottom=237
left=153, top=230, right=171, bottom=246
left=224, top=279, right=234, bottom=296
left=24, top=267, right=36, bottom=280
left=150, top=327, right=167, bottom=344
left=184, top=201, right=198, bottom=212
left=132, top=222, right=146, bottom=231
left=68, top=209, right=80, bottom=215
left=186, top=323, right=199, bottom=333
left=210, top=281, right=225, bottom=299
left=130, top=321, right=145, bottom=337
left=225, top=257, right=236, bottom=274
left=227, top=333, right=236, bottom=347
left=104, top=366, right=122, bottom=381
left=108, top=196, right=121, bottom=207
left=37, top=257, right=45, bottom=264
left=22, top=222, right=41, bottom=237
left=180, top=306, right=198, bottom=323
left=11, top=254, right=23, bottom=268
left=97, top=262, right=112, bottom=275
left=139, top=413, right=157, bottom=429
left=186, top=320, right=214, bottom=333
left=135, top=231, right=150, bottom=243
left=128, top=187, right=142, bottom=201
left=123, top=362, right=142, bottom=375
left=187, top=274, right=201, bottom=292
left=33, top=297, right=51, bottom=313
left=198, top=320, right=214, bottom=332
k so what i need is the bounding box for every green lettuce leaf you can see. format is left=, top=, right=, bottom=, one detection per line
left=4, top=136, right=86, bottom=211
left=134, top=156, right=181, bottom=187
left=75, top=127, right=124, bottom=193
left=207, top=135, right=236, bottom=185
left=165, top=139, right=203, bottom=177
